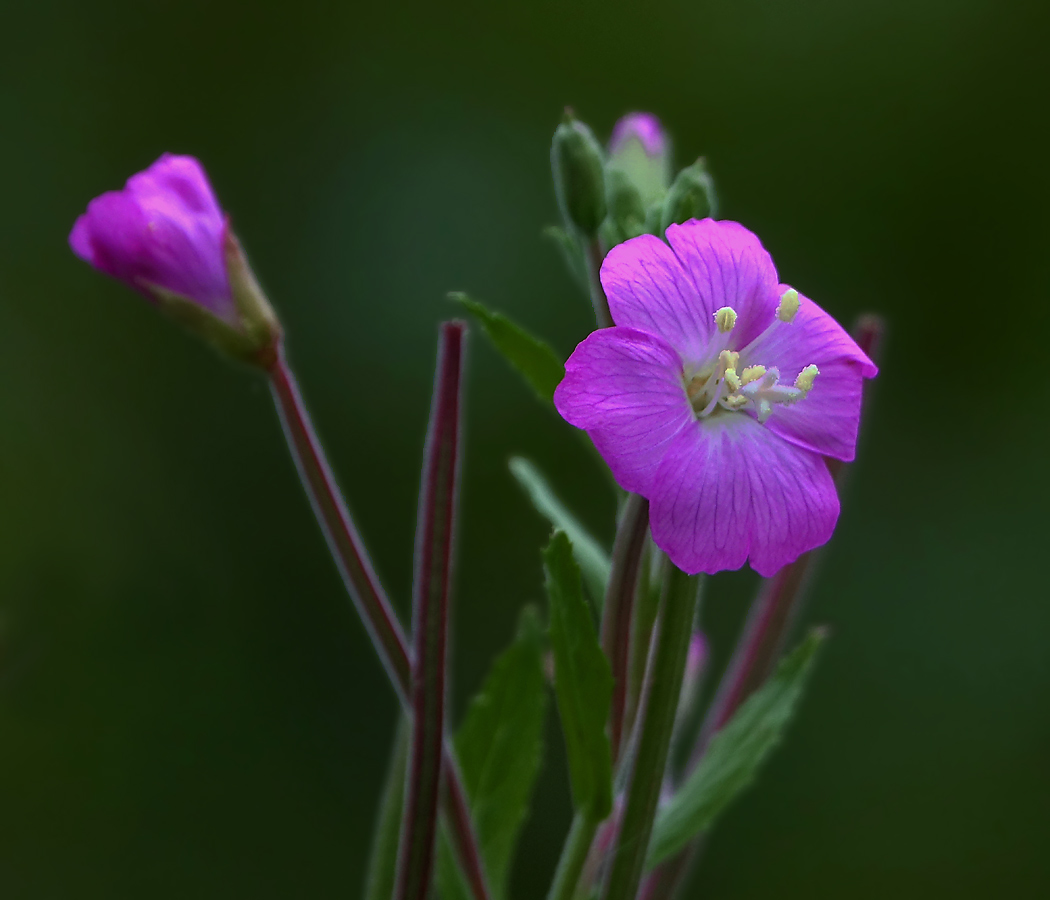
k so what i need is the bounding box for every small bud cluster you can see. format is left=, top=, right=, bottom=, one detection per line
left=549, top=109, right=720, bottom=296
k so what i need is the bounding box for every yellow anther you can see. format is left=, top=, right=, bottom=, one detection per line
left=724, top=368, right=741, bottom=392
left=794, top=364, right=819, bottom=393
left=718, top=350, right=739, bottom=371
left=740, top=364, right=766, bottom=385
left=714, top=306, right=738, bottom=333
left=725, top=394, right=749, bottom=410
left=776, top=288, right=800, bottom=323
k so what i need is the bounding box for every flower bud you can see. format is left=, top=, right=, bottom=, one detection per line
left=659, top=157, right=718, bottom=233
left=608, top=112, right=671, bottom=208
left=551, top=111, right=607, bottom=237
left=69, top=153, right=281, bottom=367
left=600, top=167, right=648, bottom=247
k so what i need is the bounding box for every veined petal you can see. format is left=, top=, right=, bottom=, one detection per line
left=649, top=415, right=839, bottom=577
left=600, top=235, right=716, bottom=362
left=69, top=154, right=235, bottom=322
left=554, top=326, right=693, bottom=496
left=749, top=287, right=877, bottom=461
left=664, top=219, right=781, bottom=350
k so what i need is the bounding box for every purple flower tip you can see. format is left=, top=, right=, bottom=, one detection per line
left=609, top=112, right=667, bottom=159
left=553, top=219, right=878, bottom=577
left=686, top=633, right=708, bottom=674
left=69, top=154, right=236, bottom=322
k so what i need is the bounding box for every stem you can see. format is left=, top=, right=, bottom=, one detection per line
left=394, top=322, right=463, bottom=900
left=602, top=494, right=650, bottom=765
left=584, top=237, right=613, bottom=328
left=363, top=717, right=410, bottom=900
left=268, top=343, right=410, bottom=695
left=602, top=566, right=699, bottom=900
left=546, top=813, right=600, bottom=900
left=266, top=341, right=490, bottom=900
left=622, top=544, right=662, bottom=756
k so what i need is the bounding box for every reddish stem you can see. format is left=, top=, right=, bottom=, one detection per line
left=266, top=339, right=490, bottom=900
left=395, top=322, right=464, bottom=900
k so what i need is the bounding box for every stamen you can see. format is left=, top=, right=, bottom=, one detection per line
left=776, top=288, right=800, bottom=323
left=740, top=364, right=766, bottom=385
left=724, top=368, right=741, bottom=392
left=723, top=394, right=748, bottom=410
left=714, top=306, right=737, bottom=333
left=795, top=364, right=819, bottom=393
left=718, top=350, right=739, bottom=371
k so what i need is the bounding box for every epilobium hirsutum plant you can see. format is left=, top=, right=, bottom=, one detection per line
left=69, top=110, right=880, bottom=900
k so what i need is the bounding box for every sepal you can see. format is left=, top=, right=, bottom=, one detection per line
left=660, top=158, right=718, bottom=233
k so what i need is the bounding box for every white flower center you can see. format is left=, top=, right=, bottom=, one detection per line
left=684, top=293, right=819, bottom=424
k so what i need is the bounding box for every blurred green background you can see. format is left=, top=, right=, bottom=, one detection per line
left=2, top=0, right=1049, bottom=897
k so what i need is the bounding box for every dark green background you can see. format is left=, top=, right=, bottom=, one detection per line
left=2, top=0, right=1048, bottom=896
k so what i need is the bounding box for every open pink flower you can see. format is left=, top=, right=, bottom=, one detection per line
left=70, top=153, right=236, bottom=323
left=554, top=218, right=877, bottom=576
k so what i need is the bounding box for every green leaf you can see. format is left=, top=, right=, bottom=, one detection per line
left=436, top=608, right=549, bottom=900
left=542, top=225, right=588, bottom=292
left=510, top=457, right=610, bottom=608
left=363, top=718, right=409, bottom=900
left=544, top=531, right=614, bottom=820
left=646, top=629, right=827, bottom=868
left=449, top=292, right=564, bottom=404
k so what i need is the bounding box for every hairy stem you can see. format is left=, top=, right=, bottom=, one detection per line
left=602, top=494, right=650, bottom=765
left=602, top=566, right=700, bottom=900
left=585, top=237, right=613, bottom=328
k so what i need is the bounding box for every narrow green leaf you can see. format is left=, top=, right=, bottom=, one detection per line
left=542, top=224, right=589, bottom=292
left=544, top=531, right=614, bottom=819
left=449, top=293, right=564, bottom=404
left=363, top=718, right=409, bottom=900
left=464, top=607, right=549, bottom=899
left=510, top=457, right=610, bottom=608
left=646, top=629, right=827, bottom=868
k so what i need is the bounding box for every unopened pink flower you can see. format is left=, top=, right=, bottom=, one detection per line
left=609, top=112, right=667, bottom=159
left=70, top=153, right=280, bottom=364
left=554, top=219, right=877, bottom=577
left=70, top=153, right=236, bottom=323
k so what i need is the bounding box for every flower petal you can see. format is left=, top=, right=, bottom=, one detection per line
left=747, top=288, right=878, bottom=461
left=554, top=326, right=693, bottom=496
left=69, top=154, right=234, bottom=321
left=649, top=415, right=839, bottom=577
left=664, top=219, right=782, bottom=349
left=600, top=234, right=716, bottom=363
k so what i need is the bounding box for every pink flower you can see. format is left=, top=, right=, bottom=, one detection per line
left=70, top=153, right=236, bottom=323
left=553, top=219, right=877, bottom=577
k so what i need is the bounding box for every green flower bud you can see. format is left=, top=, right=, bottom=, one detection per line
left=660, top=158, right=719, bottom=233
left=551, top=112, right=607, bottom=237
left=608, top=112, right=672, bottom=208
left=600, top=167, right=648, bottom=248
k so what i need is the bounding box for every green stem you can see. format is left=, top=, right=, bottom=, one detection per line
left=602, top=494, right=649, bottom=765
left=602, top=566, right=699, bottom=900
left=584, top=237, right=613, bottom=329
left=547, top=813, right=600, bottom=900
